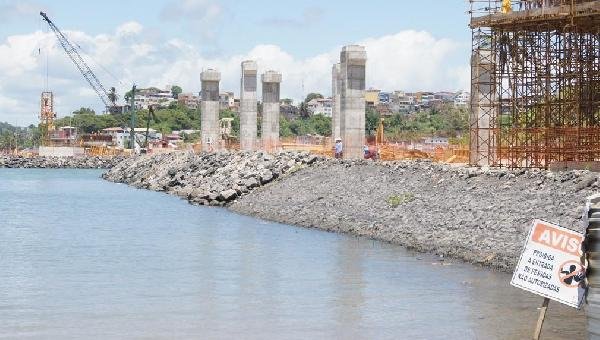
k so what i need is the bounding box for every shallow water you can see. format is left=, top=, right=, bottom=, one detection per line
left=0, top=169, right=585, bottom=339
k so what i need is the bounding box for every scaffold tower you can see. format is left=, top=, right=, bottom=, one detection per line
left=469, top=0, right=600, bottom=169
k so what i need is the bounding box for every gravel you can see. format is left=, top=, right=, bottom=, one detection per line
left=230, top=159, right=599, bottom=271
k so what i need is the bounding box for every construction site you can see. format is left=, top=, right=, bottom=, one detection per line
left=470, top=0, right=600, bottom=169
left=28, top=2, right=600, bottom=170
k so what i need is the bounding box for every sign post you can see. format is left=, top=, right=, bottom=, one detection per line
left=511, top=219, right=586, bottom=338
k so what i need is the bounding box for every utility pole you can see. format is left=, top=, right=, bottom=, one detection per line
left=129, top=85, right=136, bottom=151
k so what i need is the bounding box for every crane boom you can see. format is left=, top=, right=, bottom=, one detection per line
left=40, top=11, right=118, bottom=113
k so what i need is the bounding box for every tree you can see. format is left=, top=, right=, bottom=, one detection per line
left=108, top=87, right=118, bottom=104
left=365, top=109, right=380, bottom=135
left=171, top=85, right=183, bottom=99
left=73, top=107, right=96, bottom=115
left=299, top=101, right=310, bottom=118
left=124, top=88, right=141, bottom=102
left=304, top=93, right=323, bottom=103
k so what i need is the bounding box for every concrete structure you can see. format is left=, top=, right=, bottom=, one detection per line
left=38, top=146, right=85, bottom=157
left=470, top=49, right=496, bottom=166
left=240, top=61, right=258, bottom=151
left=261, top=70, right=282, bottom=152
left=200, top=69, right=222, bottom=152
left=331, top=63, right=341, bottom=140
left=339, top=45, right=367, bottom=159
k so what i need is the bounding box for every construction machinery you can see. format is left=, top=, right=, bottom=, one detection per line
left=39, top=92, right=56, bottom=146
left=40, top=11, right=122, bottom=114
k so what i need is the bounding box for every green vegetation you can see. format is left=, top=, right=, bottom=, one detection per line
left=0, top=122, right=40, bottom=150
left=280, top=114, right=331, bottom=137
left=171, top=85, right=182, bottom=99
left=54, top=105, right=201, bottom=135
left=382, top=104, right=469, bottom=142
left=386, top=193, right=415, bottom=208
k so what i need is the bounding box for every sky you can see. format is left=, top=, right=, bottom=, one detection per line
left=0, top=0, right=472, bottom=126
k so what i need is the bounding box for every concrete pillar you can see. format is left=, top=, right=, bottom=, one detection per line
left=340, top=45, right=367, bottom=159
left=469, top=49, right=497, bottom=166
left=261, top=70, right=282, bottom=152
left=332, top=63, right=341, bottom=141
left=240, top=60, right=258, bottom=151
left=201, top=69, right=221, bottom=152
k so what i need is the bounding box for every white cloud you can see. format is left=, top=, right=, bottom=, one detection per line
left=116, top=22, right=144, bottom=37
left=0, top=23, right=469, bottom=126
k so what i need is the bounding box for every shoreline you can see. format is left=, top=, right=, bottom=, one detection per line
left=102, top=151, right=599, bottom=272
left=0, top=155, right=125, bottom=169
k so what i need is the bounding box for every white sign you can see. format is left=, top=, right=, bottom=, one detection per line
left=511, top=219, right=586, bottom=308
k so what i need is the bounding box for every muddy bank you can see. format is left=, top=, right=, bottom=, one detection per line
left=0, top=155, right=126, bottom=169
left=103, top=151, right=599, bottom=271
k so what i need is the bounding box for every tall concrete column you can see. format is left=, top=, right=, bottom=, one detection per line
left=332, top=63, right=341, bottom=141
left=201, top=69, right=221, bottom=152
left=240, top=60, right=258, bottom=151
left=340, top=45, right=367, bottom=159
left=469, top=49, right=497, bottom=166
left=261, top=70, right=282, bottom=152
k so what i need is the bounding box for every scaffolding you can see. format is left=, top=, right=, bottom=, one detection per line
left=469, top=0, right=600, bottom=168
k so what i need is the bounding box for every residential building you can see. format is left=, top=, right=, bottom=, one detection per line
left=102, top=127, right=162, bottom=148
left=454, top=91, right=470, bottom=108
left=379, top=92, right=391, bottom=104
left=178, top=93, right=200, bottom=110
left=365, top=89, right=381, bottom=107
left=134, top=86, right=176, bottom=110
left=307, top=97, right=333, bottom=117
left=280, top=101, right=299, bottom=118
left=219, top=92, right=236, bottom=111
left=376, top=103, right=394, bottom=117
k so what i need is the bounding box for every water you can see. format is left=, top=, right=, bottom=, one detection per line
left=0, top=169, right=585, bottom=339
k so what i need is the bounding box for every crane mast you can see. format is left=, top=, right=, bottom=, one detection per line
left=40, top=11, right=120, bottom=114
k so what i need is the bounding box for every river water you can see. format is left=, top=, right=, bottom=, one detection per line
left=0, top=169, right=586, bottom=339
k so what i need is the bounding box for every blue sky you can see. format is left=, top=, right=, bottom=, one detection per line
left=0, top=0, right=471, bottom=125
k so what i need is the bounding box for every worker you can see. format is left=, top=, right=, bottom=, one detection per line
left=363, top=145, right=369, bottom=157
left=502, top=0, right=512, bottom=13
left=334, top=138, right=343, bottom=159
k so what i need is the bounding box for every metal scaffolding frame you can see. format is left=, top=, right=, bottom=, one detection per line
left=469, top=0, right=600, bottom=168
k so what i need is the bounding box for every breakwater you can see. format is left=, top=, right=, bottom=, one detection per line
left=103, top=151, right=600, bottom=271
left=0, top=155, right=125, bottom=169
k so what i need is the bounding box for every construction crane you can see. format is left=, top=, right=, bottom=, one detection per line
left=40, top=11, right=121, bottom=114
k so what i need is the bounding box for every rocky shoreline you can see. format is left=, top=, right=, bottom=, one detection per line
left=102, top=151, right=322, bottom=206
left=102, top=151, right=600, bottom=271
left=0, top=155, right=126, bottom=169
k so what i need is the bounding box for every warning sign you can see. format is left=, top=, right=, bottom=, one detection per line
left=510, top=219, right=586, bottom=308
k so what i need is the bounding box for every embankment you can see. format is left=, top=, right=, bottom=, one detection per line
left=0, top=155, right=125, bottom=169
left=103, top=151, right=600, bottom=271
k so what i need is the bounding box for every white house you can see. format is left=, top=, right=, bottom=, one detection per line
left=454, top=91, right=470, bottom=108
left=307, top=97, right=333, bottom=117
